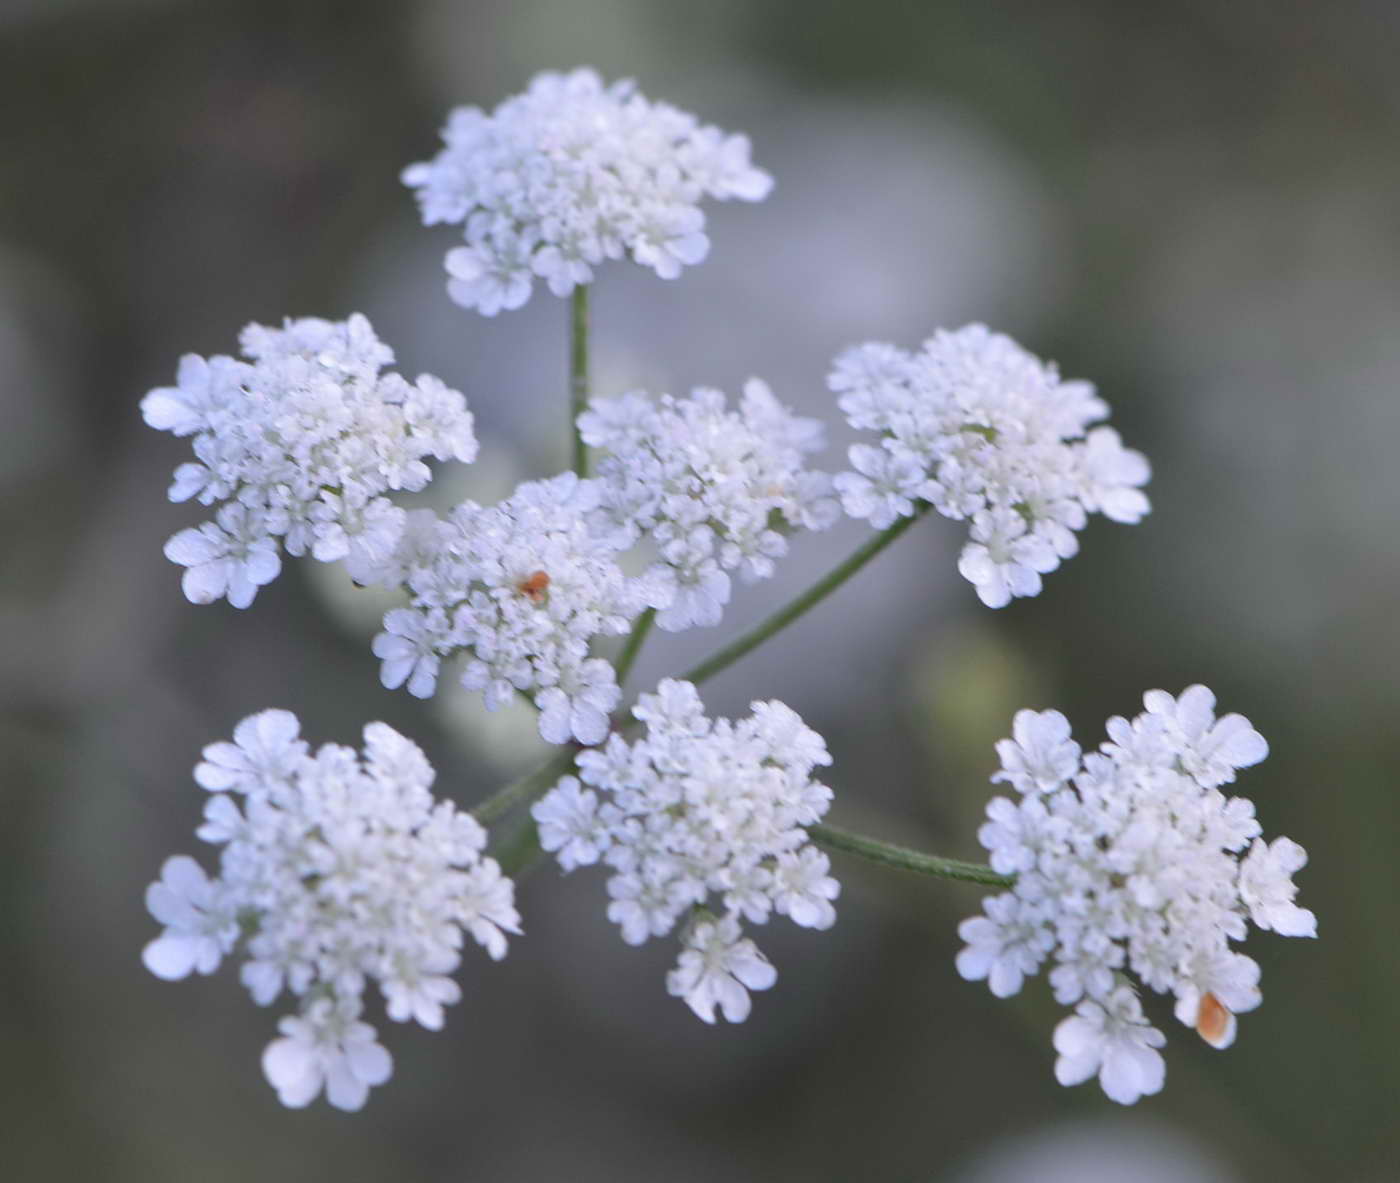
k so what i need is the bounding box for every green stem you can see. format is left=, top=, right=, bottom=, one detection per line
left=570, top=284, right=590, bottom=476
left=489, top=813, right=545, bottom=880
left=614, top=607, right=655, bottom=689
left=682, top=504, right=932, bottom=688
left=810, top=822, right=1012, bottom=888
left=471, top=746, right=579, bottom=825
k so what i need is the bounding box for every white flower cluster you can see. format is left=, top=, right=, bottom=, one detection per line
left=831, top=324, right=1150, bottom=608
left=141, top=710, right=519, bottom=1111
left=579, top=380, right=840, bottom=631
left=531, top=679, right=839, bottom=1022
left=955, top=686, right=1315, bottom=1104
left=402, top=67, right=773, bottom=315
left=142, top=314, right=477, bottom=607
left=371, top=473, right=667, bottom=745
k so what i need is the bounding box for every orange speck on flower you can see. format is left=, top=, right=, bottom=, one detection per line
left=1195, top=992, right=1232, bottom=1047
left=518, top=570, right=551, bottom=603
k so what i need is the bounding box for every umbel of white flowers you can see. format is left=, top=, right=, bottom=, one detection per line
left=580, top=379, right=840, bottom=631
left=955, top=686, right=1315, bottom=1105
left=367, top=471, right=668, bottom=746
left=141, top=311, right=840, bottom=746
left=832, top=324, right=1151, bottom=607
left=364, top=376, right=839, bottom=744
left=137, top=65, right=1304, bottom=1117
left=142, top=711, right=520, bottom=1111
left=403, top=67, right=773, bottom=314
left=364, top=378, right=840, bottom=739
left=140, top=314, right=477, bottom=607
left=532, top=680, right=839, bottom=1023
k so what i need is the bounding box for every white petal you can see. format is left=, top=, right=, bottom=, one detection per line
left=181, top=562, right=229, bottom=605
left=164, top=527, right=224, bottom=567
left=262, top=1038, right=321, bottom=1108
left=141, top=935, right=200, bottom=980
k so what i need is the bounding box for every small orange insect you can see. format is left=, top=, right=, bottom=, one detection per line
left=517, top=570, right=551, bottom=603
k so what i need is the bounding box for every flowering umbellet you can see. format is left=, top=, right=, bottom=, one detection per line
left=403, top=67, right=772, bottom=315
left=956, top=687, right=1314, bottom=1103
left=142, top=710, right=519, bottom=1110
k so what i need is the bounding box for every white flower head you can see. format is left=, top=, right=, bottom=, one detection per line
left=532, top=679, right=837, bottom=1020
left=142, top=710, right=519, bottom=1109
left=831, top=325, right=1150, bottom=607
left=579, top=380, right=838, bottom=631
left=956, top=687, right=1314, bottom=1103
left=404, top=68, right=772, bottom=314
left=142, top=314, right=476, bottom=607
left=370, top=472, right=666, bottom=744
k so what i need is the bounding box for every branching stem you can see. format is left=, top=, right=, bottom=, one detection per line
left=614, top=607, right=655, bottom=689
left=471, top=506, right=936, bottom=826
left=471, top=746, right=580, bottom=825
left=471, top=508, right=971, bottom=896
left=810, top=822, right=1012, bottom=888
left=570, top=284, right=590, bottom=475
left=680, top=503, right=932, bottom=687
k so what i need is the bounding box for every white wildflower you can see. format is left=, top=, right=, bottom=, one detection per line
left=532, top=679, right=838, bottom=1020
left=142, top=314, right=476, bottom=607
left=404, top=67, right=772, bottom=314
left=666, top=912, right=778, bottom=1024
left=261, top=996, right=393, bottom=1112
left=956, top=686, right=1315, bottom=1103
left=1139, top=685, right=1269, bottom=788
left=771, top=847, right=840, bottom=930
left=163, top=503, right=282, bottom=610
left=832, top=443, right=925, bottom=531
left=579, top=380, right=838, bottom=630
left=142, top=710, right=519, bottom=1110
left=1053, top=986, right=1166, bottom=1105
left=831, top=324, right=1150, bottom=606
left=369, top=472, right=666, bottom=744
left=1239, top=837, right=1317, bottom=937
left=992, top=709, right=1081, bottom=795
left=955, top=892, right=1055, bottom=998
left=530, top=778, right=606, bottom=871
left=141, top=855, right=239, bottom=980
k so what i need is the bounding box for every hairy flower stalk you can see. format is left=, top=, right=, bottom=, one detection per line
left=680, top=504, right=930, bottom=685
left=810, top=824, right=1011, bottom=888
left=571, top=285, right=589, bottom=475
left=613, top=607, right=656, bottom=689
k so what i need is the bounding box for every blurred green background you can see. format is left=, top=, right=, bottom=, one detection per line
left=2, top=1, right=1395, bottom=1179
